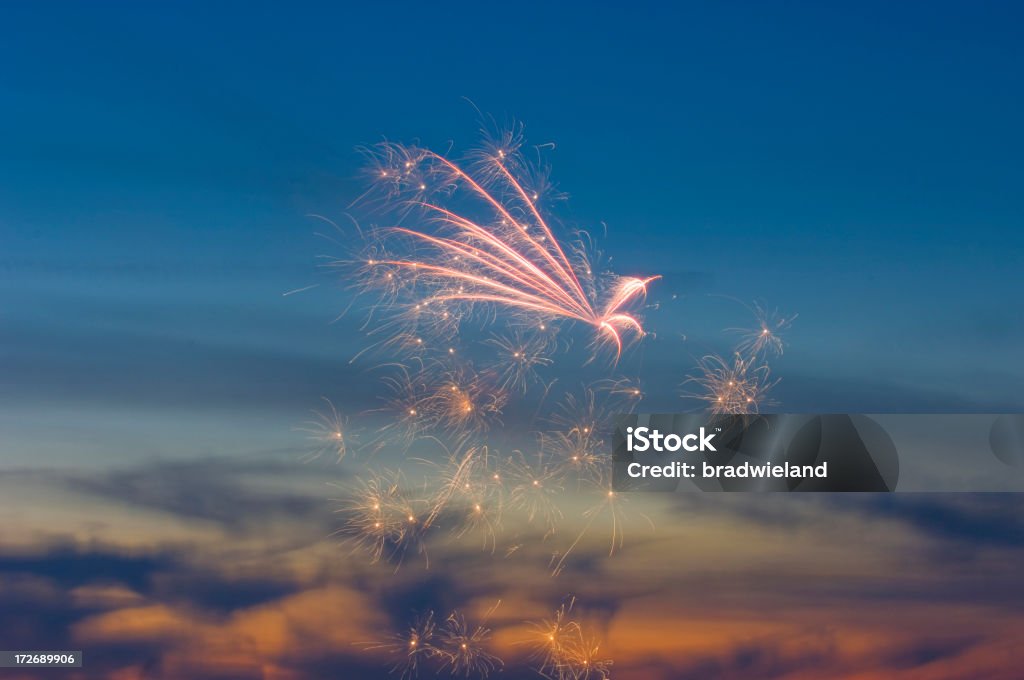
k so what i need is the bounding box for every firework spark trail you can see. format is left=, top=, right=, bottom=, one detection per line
left=355, top=138, right=659, bottom=359
left=431, top=446, right=506, bottom=552
left=601, top=376, right=644, bottom=403
left=550, top=478, right=655, bottom=578
left=421, top=445, right=505, bottom=552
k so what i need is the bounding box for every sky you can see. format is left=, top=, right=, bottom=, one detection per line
left=3, top=1, right=1024, bottom=458
left=1, top=2, right=1023, bottom=679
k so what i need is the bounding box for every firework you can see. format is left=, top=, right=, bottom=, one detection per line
left=550, top=475, right=654, bottom=578
left=295, top=397, right=349, bottom=462
left=309, top=123, right=802, bottom=680
left=373, top=360, right=506, bottom=445
left=426, top=446, right=505, bottom=552
left=546, top=383, right=633, bottom=442
left=600, top=376, right=645, bottom=403
left=353, top=133, right=658, bottom=360
left=366, top=604, right=504, bottom=679
left=504, top=451, right=566, bottom=538
left=360, top=612, right=441, bottom=680
left=422, top=364, right=506, bottom=438
left=729, top=301, right=796, bottom=357
left=436, top=605, right=504, bottom=678
left=482, top=330, right=555, bottom=393
left=684, top=352, right=778, bottom=414
left=558, top=630, right=613, bottom=680
left=369, top=362, right=434, bottom=451
left=335, top=468, right=430, bottom=569
left=541, top=384, right=636, bottom=486
left=527, top=597, right=613, bottom=680
left=543, top=428, right=607, bottom=488
left=528, top=598, right=577, bottom=677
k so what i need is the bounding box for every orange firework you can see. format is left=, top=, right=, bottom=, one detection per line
left=421, top=364, right=507, bottom=439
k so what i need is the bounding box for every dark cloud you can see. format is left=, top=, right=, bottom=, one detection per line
left=817, top=494, right=1024, bottom=548
left=56, top=457, right=340, bottom=534
left=0, top=544, right=177, bottom=595
left=672, top=636, right=839, bottom=680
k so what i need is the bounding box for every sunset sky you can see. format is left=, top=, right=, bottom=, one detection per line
left=2, top=2, right=1023, bottom=678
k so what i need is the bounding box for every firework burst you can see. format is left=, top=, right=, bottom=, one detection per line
left=541, top=383, right=637, bottom=487
left=366, top=603, right=504, bottom=679
left=424, top=364, right=507, bottom=438
left=685, top=352, right=778, bottom=414
left=360, top=612, right=442, bottom=680
left=527, top=597, right=613, bottom=680
left=334, top=468, right=431, bottom=569
left=543, top=428, right=606, bottom=487
left=436, top=606, right=504, bottom=678
left=295, top=397, right=349, bottom=462
left=370, top=362, right=436, bottom=451
left=504, top=451, right=566, bottom=539
left=351, top=133, right=658, bottom=360
left=482, top=330, right=556, bottom=393
left=729, top=301, right=797, bottom=358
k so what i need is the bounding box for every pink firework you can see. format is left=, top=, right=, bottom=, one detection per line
left=357, top=131, right=659, bottom=359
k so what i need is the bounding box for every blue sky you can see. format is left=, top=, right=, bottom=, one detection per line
left=2, top=1, right=1023, bottom=465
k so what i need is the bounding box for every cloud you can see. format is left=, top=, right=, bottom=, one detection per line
left=2, top=455, right=1024, bottom=679
left=56, top=457, right=340, bottom=535
left=70, top=584, right=146, bottom=609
